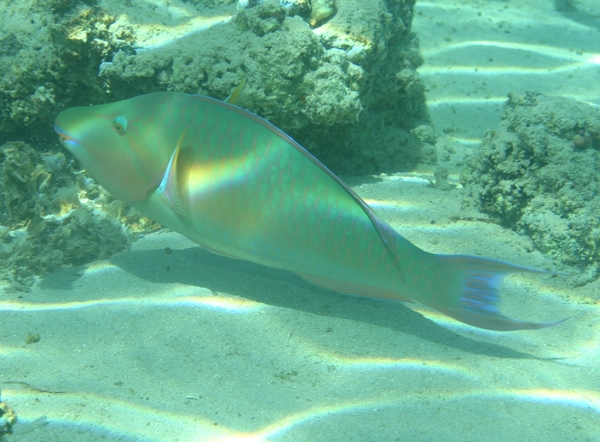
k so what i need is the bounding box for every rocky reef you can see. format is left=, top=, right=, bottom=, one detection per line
left=0, top=0, right=432, bottom=173
left=461, top=92, right=600, bottom=283
left=0, top=0, right=431, bottom=289
left=0, top=142, right=158, bottom=291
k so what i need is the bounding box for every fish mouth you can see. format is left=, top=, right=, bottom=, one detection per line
left=54, top=124, right=81, bottom=149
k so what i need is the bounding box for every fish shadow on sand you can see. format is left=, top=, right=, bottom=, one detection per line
left=108, top=245, right=555, bottom=361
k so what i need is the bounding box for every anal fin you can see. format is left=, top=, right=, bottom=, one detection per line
left=296, top=272, right=412, bottom=302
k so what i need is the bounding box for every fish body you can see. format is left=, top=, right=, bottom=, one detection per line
left=54, top=92, right=565, bottom=331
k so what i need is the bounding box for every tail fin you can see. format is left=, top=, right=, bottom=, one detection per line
left=432, top=255, right=568, bottom=331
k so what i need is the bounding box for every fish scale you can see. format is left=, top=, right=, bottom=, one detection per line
left=54, top=91, right=567, bottom=331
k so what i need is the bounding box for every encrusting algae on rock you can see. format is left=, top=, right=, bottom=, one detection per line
left=461, top=92, right=600, bottom=284
left=1, top=0, right=433, bottom=175
left=309, top=0, right=337, bottom=27
left=1, top=0, right=435, bottom=291
left=0, top=141, right=158, bottom=292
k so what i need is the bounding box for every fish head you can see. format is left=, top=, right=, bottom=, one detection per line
left=54, top=93, right=178, bottom=203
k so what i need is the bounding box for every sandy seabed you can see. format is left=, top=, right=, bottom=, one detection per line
left=1, top=1, right=599, bottom=441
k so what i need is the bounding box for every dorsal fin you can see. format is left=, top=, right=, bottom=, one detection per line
left=225, top=79, right=247, bottom=104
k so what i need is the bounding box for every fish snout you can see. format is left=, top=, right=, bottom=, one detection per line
left=54, top=124, right=81, bottom=150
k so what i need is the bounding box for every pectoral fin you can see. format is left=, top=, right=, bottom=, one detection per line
left=157, top=129, right=190, bottom=216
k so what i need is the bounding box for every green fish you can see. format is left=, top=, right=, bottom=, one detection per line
left=54, top=90, right=566, bottom=331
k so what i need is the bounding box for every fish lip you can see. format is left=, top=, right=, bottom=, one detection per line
left=54, top=124, right=81, bottom=147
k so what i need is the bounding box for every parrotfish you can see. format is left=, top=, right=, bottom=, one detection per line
left=54, top=90, right=566, bottom=331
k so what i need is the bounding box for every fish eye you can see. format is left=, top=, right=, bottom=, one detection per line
left=113, top=115, right=128, bottom=135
